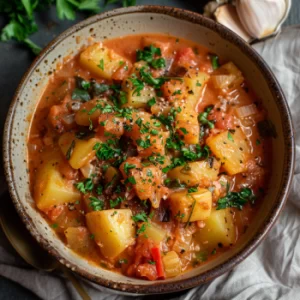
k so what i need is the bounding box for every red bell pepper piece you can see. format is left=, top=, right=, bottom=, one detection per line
left=151, top=246, right=165, bottom=279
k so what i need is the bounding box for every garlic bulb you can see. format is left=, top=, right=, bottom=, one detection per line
left=214, top=4, right=252, bottom=42
left=236, top=0, right=287, bottom=39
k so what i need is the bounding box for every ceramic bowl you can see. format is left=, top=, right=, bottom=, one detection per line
left=3, top=5, right=295, bottom=295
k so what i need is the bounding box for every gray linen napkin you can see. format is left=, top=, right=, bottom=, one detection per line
left=1, top=26, right=300, bottom=300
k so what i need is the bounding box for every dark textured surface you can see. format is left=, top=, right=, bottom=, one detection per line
left=0, top=1, right=298, bottom=299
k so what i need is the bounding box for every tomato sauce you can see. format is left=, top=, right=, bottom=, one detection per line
left=28, top=34, right=272, bottom=280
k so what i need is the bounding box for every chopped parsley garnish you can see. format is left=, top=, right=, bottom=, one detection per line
left=149, top=154, right=165, bottom=165
left=124, top=162, right=136, bottom=175
left=129, top=76, right=144, bottom=96
left=66, top=140, right=75, bottom=160
left=51, top=223, right=58, bottom=229
left=96, top=185, right=103, bottom=195
left=71, top=88, right=91, bottom=102
left=175, top=211, right=185, bottom=219
left=185, top=197, right=196, bottom=228
left=110, top=196, right=124, bottom=208
left=98, top=58, right=104, bottom=71
left=150, top=57, right=166, bottom=69
left=256, top=139, right=261, bottom=145
left=140, top=67, right=167, bottom=89
left=147, top=97, right=156, bottom=107
left=216, top=188, right=256, bottom=210
left=74, top=178, right=94, bottom=194
left=148, top=260, right=156, bottom=265
left=137, top=223, right=147, bottom=235
left=179, top=127, right=188, bottom=135
left=89, top=196, right=104, bottom=211
left=172, top=90, right=181, bottom=96
left=93, top=142, right=121, bottom=160
left=227, top=131, right=234, bottom=142
left=210, top=54, right=220, bottom=70
left=126, top=176, right=136, bottom=184
left=198, top=105, right=214, bottom=129
left=136, top=137, right=151, bottom=149
left=132, top=212, right=148, bottom=222
left=188, top=187, right=198, bottom=193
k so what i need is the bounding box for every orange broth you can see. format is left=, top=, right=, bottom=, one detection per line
left=28, top=34, right=272, bottom=280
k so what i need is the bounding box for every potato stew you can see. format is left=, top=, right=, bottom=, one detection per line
left=28, top=34, right=273, bottom=280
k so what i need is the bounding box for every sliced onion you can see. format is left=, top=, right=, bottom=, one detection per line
left=62, top=113, right=75, bottom=125
left=236, top=104, right=258, bottom=118
left=70, top=101, right=82, bottom=112
left=80, top=162, right=95, bottom=178
left=211, top=74, right=236, bottom=89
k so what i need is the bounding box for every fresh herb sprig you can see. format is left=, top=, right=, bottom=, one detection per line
left=216, top=187, right=256, bottom=210
left=0, top=0, right=137, bottom=54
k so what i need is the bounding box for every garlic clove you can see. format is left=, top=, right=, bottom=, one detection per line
left=214, top=4, right=252, bottom=42
left=236, top=0, right=287, bottom=39
left=204, top=0, right=229, bottom=18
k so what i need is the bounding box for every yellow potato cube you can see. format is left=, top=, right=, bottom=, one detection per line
left=64, top=226, right=98, bottom=258
left=206, top=128, right=250, bottom=175
left=175, top=102, right=199, bottom=145
left=169, top=188, right=212, bottom=223
left=193, top=208, right=236, bottom=251
left=34, top=151, right=80, bottom=211
left=122, top=79, right=156, bottom=109
left=58, top=132, right=100, bottom=169
left=80, top=44, right=128, bottom=79
left=184, top=71, right=210, bottom=104
left=86, top=209, right=135, bottom=258
left=168, top=159, right=221, bottom=186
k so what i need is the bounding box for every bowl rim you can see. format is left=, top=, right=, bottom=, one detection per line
left=3, top=5, right=295, bottom=295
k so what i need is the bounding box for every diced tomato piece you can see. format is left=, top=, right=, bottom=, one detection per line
left=174, top=47, right=197, bottom=69
left=48, top=95, right=74, bottom=133
left=136, top=263, right=158, bottom=281
left=161, top=80, right=187, bottom=102
left=112, top=62, right=132, bottom=81
left=45, top=205, right=64, bottom=221
left=151, top=247, right=165, bottom=279
left=58, top=159, right=78, bottom=180
left=209, top=110, right=234, bottom=130
left=97, top=113, right=124, bottom=137
left=119, top=157, right=142, bottom=178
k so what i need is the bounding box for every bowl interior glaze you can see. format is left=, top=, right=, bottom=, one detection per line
left=3, top=6, right=294, bottom=295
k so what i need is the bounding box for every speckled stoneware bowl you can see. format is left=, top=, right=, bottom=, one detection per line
left=3, top=5, right=295, bottom=295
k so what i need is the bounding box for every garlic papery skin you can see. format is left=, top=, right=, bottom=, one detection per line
left=236, top=0, right=287, bottom=39
left=214, top=4, right=252, bottom=42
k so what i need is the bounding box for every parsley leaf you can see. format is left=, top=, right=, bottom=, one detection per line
left=124, top=162, right=136, bottom=175
left=216, top=188, right=256, bottom=210
left=66, top=140, right=75, bottom=160
left=110, top=196, right=124, bottom=208
left=89, top=196, right=104, bottom=211
left=98, top=58, right=104, bottom=71
left=132, top=212, right=148, bottom=222
left=147, top=97, right=156, bottom=107
left=75, top=178, right=94, bottom=194
left=210, top=54, right=220, bottom=70
left=198, top=105, right=214, bottom=129
left=71, top=88, right=91, bottom=102
left=94, top=142, right=121, bottom=160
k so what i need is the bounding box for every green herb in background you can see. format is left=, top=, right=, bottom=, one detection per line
left=0, top=0, right=137, bottom=54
